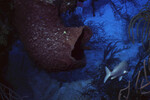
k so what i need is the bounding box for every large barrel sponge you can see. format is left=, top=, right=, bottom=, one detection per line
left=12, top=0, right=92, bottom=72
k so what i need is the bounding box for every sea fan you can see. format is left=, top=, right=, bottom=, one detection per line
left=0, top=82, right=23, bottom=100
left=128, top=1, right=150, bottom=49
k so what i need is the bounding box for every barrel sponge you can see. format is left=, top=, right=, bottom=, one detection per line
left=12, top=0, right=93, bottom=72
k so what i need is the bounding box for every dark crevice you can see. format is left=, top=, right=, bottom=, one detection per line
left=71, top=29, right=85, bottom=60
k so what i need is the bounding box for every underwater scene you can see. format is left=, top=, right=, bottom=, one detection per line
left=0, top=0, right=150, bottom=100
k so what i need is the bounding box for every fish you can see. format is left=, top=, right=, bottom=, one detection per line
left=104, top=61, right=128, bottom=83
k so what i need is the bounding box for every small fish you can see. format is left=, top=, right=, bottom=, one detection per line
left=104, top=61, right=128, bottom=83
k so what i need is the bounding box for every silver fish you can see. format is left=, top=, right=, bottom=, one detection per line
left=104, top=61, right=128, bottom=83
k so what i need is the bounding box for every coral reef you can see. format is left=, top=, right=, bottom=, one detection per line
left=0, top=0, right=16, bottom=89
left=118, top=59, right=150, bottom=100
left=12, top=0, right=92, bottom=71
left=79, top=41, right=129, bottom=100
left=128, top=1, right=150, bottom=50
left=0, top=0, right=14, bottom=67
left=0, top=82, right=23, bottom=100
